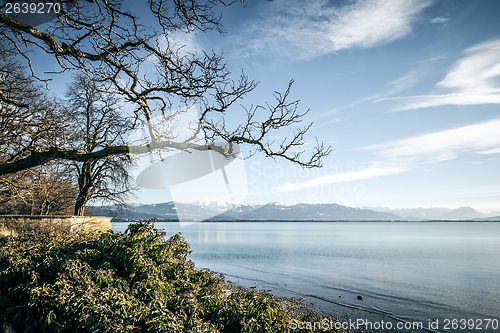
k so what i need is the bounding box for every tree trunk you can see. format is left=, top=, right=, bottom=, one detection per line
left=74, top=194, right=88, bottom=216
left=74, top=162, right=93, bottom=216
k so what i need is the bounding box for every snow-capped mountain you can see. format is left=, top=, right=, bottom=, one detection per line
left=363, top=206, right=485, bottom=220
left=90, top=201, right=488, bottom=222
left=90, top=201, right=399, bottom=221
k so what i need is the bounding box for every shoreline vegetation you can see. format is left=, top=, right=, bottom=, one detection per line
left=0, top=221, right=340, bottom=332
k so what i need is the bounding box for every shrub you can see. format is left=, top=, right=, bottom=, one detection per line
left=0, top=221, right=338, bottom=332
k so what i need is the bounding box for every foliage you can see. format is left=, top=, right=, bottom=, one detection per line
left=0, top=222, right=337, bottom=332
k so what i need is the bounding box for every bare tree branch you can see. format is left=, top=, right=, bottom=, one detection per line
left=1, top=0, right=331, bottom=179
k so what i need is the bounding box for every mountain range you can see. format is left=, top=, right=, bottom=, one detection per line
left=89, top=201, right=499, bottom=222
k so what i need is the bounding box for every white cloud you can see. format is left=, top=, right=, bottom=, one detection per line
left=365, top=118, right=500, bottom=161
left=478, top=147, right=500, bottom=155
left=277, top=118, right=500, bottom=192
left=158, top=31, right=201, bottom=56
left=329, top=68, right=430, bottom=113
left=430, top=16, right=449, bottom=24
left=438, top=40, right=500, bottom=92
left=237, top=0, right=433, bottom=60
left=277, top=163, right=406, bottom=192
left=378, top=39, right=500, bottom=110
left=379, top=93, right=500, bottom=109
left=386, top=68, right=431, bottom=95
left=326, top=0, right=431, bottom=51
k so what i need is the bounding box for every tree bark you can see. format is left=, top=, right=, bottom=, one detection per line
left=0, top=142, right=225, bottom=177
left=74, top=194, right=88, bottom=216
left=74, top=161, right=93, bottom=216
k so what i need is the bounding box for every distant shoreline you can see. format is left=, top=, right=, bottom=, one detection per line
left=110, top=219, right=500, bottom=223
left=92, top=202, right=498, bottom=224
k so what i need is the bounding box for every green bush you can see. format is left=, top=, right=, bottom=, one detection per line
left=0, top=221, right=339, bottom=332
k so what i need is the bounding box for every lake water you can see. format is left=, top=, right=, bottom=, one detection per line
left=112, top=221, right=500, bottom=332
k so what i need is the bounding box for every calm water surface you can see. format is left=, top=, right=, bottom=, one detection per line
left=113, top=222, right=500, bottom=332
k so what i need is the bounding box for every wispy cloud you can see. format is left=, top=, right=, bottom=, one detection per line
left=430, top=16, right=449, bottom=24
left=158, top=31, right=201, bottom=56
left=386, top=68, right=430, bottom=95
left=365, top=118, right=500, bottom=162
left=278, top=118, right=500, bottom=192
left=237, top=0, right=433, bottom=60
left=277, top=163, right=407, bottom=192
left=478, top=147, right=500, bottom=155
left=328, top=68, right=429, bottom=113
left=377, top=39, right=500, bottom=110
left=415, top=55, right=449, bottom=64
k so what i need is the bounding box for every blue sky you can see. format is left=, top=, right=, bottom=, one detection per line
left=20, top=0, right=499, bottom=213
left=150, top=0, right=500, bottom=214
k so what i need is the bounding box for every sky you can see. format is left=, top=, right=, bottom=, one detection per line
left=131, top=0, right=500, bottom=214
left=11, top=0, right=500, bottom=214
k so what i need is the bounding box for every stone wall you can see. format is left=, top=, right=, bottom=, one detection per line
left=0, top=215, right=112, bottom=236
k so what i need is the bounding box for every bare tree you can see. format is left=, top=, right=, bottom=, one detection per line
left=0, top=0, right=331, bottom=178
left=24, top=164, right=77, bottom=215
left=0, top=171, right=30, bottom=214
left=0, top=163, right=77, bottom=215
left=66, top=74, right=135, bottom=215
left=0, top=42, right=66, bottom=178
left=0, top=43, right=75, bottom=215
